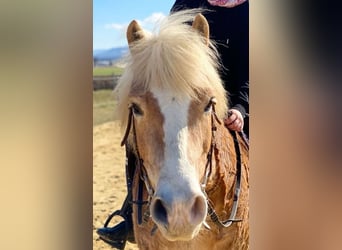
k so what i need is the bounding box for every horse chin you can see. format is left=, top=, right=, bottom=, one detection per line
left=158, top=224, right=201, bottom=242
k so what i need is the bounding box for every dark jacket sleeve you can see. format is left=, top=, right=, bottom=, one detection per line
left=171, top=0, right=200, bottom=11
left=171, top=0, right=249, bottom=118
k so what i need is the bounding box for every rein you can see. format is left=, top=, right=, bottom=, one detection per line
left=201, top=99, right=243, bottom=228
left=205, top=130, right=243, bottom=228
left=120, top=98, right=243, bottom=230
left=121, top=106, right=154, bottom=225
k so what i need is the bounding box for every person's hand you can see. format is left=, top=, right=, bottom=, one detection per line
left=224, top=109, right=244, bottom=132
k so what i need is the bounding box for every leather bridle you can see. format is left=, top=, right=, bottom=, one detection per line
left=120, top=97, right=243, bottom=230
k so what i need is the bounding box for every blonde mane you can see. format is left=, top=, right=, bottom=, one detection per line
left=114, top=10, right=228, bottom=130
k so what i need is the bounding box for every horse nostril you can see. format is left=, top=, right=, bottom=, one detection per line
left=190, top=196, right=207, bottom=224
left=152, top=198, right=168, bottom=225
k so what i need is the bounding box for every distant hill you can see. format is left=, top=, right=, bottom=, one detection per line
left=93, top=47, right=128, bottom=62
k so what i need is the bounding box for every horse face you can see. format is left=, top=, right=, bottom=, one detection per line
left=129, top=89, right=214, bottom=241
left=125, top=12, right=217, bottom=242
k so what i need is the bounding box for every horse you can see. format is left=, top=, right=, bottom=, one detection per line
left=114, top=10, right=249, bottom=250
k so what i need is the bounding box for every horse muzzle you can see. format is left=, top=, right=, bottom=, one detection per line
left=150, top=189, right=207, bottom=241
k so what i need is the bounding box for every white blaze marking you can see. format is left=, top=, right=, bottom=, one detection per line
left=152, top=89, right=199, bottom=195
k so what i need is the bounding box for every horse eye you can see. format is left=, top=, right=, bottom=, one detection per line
left=204, top=101, right=212, bottom=113
left=131, top=103, right=143, bottom=116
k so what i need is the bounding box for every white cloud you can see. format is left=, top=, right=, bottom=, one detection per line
left=101, top=12, right=167, bottom=48
left=142, top=12, right=166, bottom=26
left=104, top=23, right=127, bottom=31
left=104, top=12, right=166, bottom=32
left=138, top=12, right=166, bottom=31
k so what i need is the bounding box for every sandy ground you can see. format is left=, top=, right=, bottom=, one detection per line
left=93, top=122, right=139, bottom=250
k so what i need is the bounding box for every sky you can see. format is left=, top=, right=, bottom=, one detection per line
left=93, top=0, right=175, bottom=50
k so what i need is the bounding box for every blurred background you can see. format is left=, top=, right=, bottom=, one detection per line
left=92, top=0, right=174, bottom=126
left=0, top=0, right=341, bottom=249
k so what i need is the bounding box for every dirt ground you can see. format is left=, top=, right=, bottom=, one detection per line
left=93, top=122, right=139, bottom=250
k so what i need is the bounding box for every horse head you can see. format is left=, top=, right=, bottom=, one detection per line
left=115, top=11, right=228, bottom=242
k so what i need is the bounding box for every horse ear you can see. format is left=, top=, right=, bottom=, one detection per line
left=127, top=20, right=145, bottom=45
left=192, top=14, right=209, bottom=45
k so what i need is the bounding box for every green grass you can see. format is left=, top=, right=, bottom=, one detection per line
left=93, top=89, right=117, bottom=126
left=93, top=66, right=123, bottom=76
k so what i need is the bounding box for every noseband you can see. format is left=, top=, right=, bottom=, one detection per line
left=120, top=97, right=243, bottom=230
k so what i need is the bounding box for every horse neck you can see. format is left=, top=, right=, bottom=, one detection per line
left=206, top=124, right=240, bottom=217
